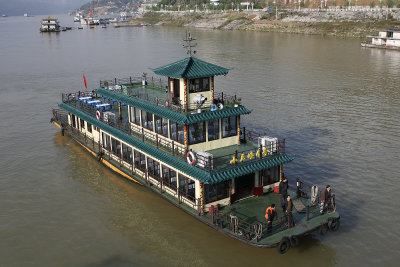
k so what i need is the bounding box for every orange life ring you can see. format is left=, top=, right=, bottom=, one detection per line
left=187, top=151, right=196, bottom=165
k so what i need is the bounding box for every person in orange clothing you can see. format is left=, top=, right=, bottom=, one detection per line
left=265, top=204, right=277, bottom=233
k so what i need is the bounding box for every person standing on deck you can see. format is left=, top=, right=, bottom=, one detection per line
left=286, top=195, right=295, bottom=228
left=279, top=177, right=289, bottom=198
left=279, top=177, right=289, bottom=213
left=320, top=185, right=332, bottom=214
left=265, top=204, right=277, bottom=233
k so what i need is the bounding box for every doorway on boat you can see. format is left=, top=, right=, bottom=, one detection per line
left=168, top=78, right=180, bottom=105
left=233, top=173, right=254, bottom=202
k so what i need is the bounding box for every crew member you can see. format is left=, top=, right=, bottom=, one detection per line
left=320, top=185, right=332, bottom=214
left=286, top=195, right=295, bottom=228
left=265, top=204, right=277, bottom=233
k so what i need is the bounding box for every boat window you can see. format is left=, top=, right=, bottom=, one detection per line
left=162, top=166, right=177, bottom=189
left=141, top=111, right=147, bottom=128
left=80, top=118, right=85, bottom=130
left=189, top=78, right=210, bottom=93
left=189, top=122, right=206, bottom=145
left=134, top=107, right=141, bottom=125
left=170, top=122, right=176, bottom=141
left=162, top=118, right=168, bottom=137
left=222, top=116, right=237, bottom=138
left=71, top=115, right=76, bottom=128
left=261, top=167, right=280, bottom=186
left=147, top=158, right=160, bottom=177
left=204, top=181, right=230, bottom=204
left=87, top=123, right=92, bottom=133
left=155, top=115, right=166, bottom=136
left=111, top=138, right=121, bottom=156
left=140, top=153, right=146, bottom=170
left=102, top=133, right=111, bottom=150
left=147, top=158, right=154, bottom=176
left=142, top=111, right=153, bottom=131
left=179, top=174, right=196, bottom=200
left=134, top=150, right=141, bottom=168
left=122, top=144, right=132, bottom=164
left=170, top=123, right=184, bottom=144
left=177, top=124, right=184, bottom=143
left=207, top=119, right=219, bottom=141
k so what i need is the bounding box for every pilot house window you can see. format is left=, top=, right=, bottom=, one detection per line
left=189, top=78, right=210, bottom=93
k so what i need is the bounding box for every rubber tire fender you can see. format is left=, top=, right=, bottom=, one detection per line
left=328, top=218, right=340, bottom=232
left=290, top=235, right=299, bottom=247
left=277, top=237, right=291, bottom=254
left=319, top=224, right=328, bottom=235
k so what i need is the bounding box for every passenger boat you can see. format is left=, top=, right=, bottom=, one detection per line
left=40, top=17, right=61, bottom=33
left=50, top=36, right=340, bottom=254
left=362, top=28, right=400, bottom=50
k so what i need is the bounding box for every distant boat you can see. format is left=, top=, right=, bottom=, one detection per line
left=74, top=12, right=83, bottom=22
left=40, top=16, right=61, bottom=33
left=78, top=26, right=83, bottom=29
left=24, top=13, right=28, bottom=17
left=2, top=14, right=7, bottom=17
left=362, top=28, right=400, bottom=50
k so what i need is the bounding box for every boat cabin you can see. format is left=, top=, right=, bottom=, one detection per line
left=58, top=56, right=292, bottom=212
left=52, top=52, right=340, bottom=250
left=371, top=28, right=400, bottom=47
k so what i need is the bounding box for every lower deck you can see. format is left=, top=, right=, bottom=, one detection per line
left=51, top=112, right=340, bottom=248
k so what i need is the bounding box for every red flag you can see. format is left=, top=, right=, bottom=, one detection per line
left=83, top=73, right=87, bottom=89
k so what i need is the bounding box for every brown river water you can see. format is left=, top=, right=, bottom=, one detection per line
left=0, top=14, right=399, bottom=266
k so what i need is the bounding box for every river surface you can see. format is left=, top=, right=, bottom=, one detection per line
left=1, top=14, right=399, bottom=266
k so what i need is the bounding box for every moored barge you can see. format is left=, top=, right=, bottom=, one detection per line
left=51, top=39, right=340, bottom=253
left=362, top=28, right=400, bottom=50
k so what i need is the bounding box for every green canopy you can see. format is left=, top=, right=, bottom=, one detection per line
left=151, top=57, right=230, bottom=78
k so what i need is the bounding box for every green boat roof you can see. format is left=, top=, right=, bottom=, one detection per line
left=96, top=88, right=252, bottom=124
left=59, top=103, right=293, bottom=184
left=151, top=57, right=230, bottom=78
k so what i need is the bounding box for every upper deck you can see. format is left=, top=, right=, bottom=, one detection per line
left=60, top=75, right=293, bottom=184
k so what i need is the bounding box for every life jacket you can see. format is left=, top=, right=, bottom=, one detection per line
left=265, top=207, right=276, bottom=220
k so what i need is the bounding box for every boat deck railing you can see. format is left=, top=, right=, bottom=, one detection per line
left=52, top=109, right=201, bottom=212
left=60, top=97, right=187, bottom=160
left=52, top=109, right=337, bottom=244
left=206, top=179, right=336, bottom=244
left=195, top=127, right=286, bottom=171
left=60, top=91, right=286, bottom=173
left=99, top=76, right=242, bottom=114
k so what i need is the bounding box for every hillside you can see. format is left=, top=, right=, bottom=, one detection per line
left=77, top=0, right=139, bottom=15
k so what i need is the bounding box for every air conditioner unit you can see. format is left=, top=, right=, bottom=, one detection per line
left=103, top=111, right=116, bottom=124
left=195, top=151, right=214, bottom=170
left=258, top=136, right=278, bottom=153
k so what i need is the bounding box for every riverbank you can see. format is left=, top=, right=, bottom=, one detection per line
left=133, top=8, right=400, bottom=38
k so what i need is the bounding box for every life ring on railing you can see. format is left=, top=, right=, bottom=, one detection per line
left=186, top=151, right=196, bottom=165
left=96, top=110, right=101, bottom=120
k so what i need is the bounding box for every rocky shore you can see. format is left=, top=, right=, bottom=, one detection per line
left=133, top=7, right=400, bottom=38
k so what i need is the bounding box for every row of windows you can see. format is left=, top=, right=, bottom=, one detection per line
left=130, top=107, right=184, bottom=144
left=71, top=114, right=93, bottom=133
left=130, top=107, right=238, bottom=145
left=71, top=115, right=243, bottom=205
left=188, top=117, right=237, bottom=145
left=101, top=131, right=195, bottom=199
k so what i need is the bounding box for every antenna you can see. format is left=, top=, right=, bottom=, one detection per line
left=183, top=31, right=197, bottom=57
